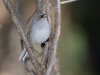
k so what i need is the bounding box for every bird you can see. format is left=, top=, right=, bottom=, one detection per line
left=18, top=14, right=51, bottom=62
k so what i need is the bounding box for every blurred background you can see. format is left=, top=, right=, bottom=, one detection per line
left=0, top=0, right=100, bottom=75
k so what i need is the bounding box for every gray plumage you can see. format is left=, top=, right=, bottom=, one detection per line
left=18, top=14, right=51, bottom=62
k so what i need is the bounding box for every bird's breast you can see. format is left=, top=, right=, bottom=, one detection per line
left=30, top=19, right=50, bottom=44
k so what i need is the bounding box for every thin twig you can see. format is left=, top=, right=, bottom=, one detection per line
left=15, top=0, right=20, bottom=21
left=41, top=42, right=49, bottom=69
left=34, top=0, right=41, bottom=14
left=14, top=0, right=25, bottom=31
left=46, top=0, right=61, bottom=75
left=3, top=0, right=42, bottom=75
left=24, top=58, right=36, bottom=75
left=49, top=0, right=77, bottom=7
left=60, top=0, right=77, bottom=4
left=25, top=10, right=36, bottom=34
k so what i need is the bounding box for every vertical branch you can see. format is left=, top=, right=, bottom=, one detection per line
left=25, top=11, right=36, bottom=34
left=46, top=0, right=61, bottom=75
left=46, top=0, right=51, bottom=25
left=34, top=0, right=40, bottom=14
left=14, top=0, right=25, bottom=31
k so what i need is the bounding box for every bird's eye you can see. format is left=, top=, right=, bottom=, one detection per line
left=38, top=14, right=47, bottom=19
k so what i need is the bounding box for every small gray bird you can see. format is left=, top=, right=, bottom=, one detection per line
left=18, top=14, right=51, bottom=62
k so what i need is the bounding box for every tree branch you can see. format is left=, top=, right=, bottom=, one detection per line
left=41, top=42, right=49, bottom=70
left=60, top=0, right=77, bottom=4
left=3, top=0, right=42, bottom=75
left=25, top=10, right=36, bottom=34
left=46, top=0, right=61, bottom=75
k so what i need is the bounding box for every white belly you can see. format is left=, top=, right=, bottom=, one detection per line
left=30, top=18, right=50, bottom=44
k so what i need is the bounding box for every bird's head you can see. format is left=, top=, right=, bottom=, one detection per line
left=32, top=14, right=47, bottom=23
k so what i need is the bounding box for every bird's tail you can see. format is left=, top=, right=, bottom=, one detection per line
left=18, top=39, right=28, bottom=62
left=18, top=48, right=28, bottom=62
